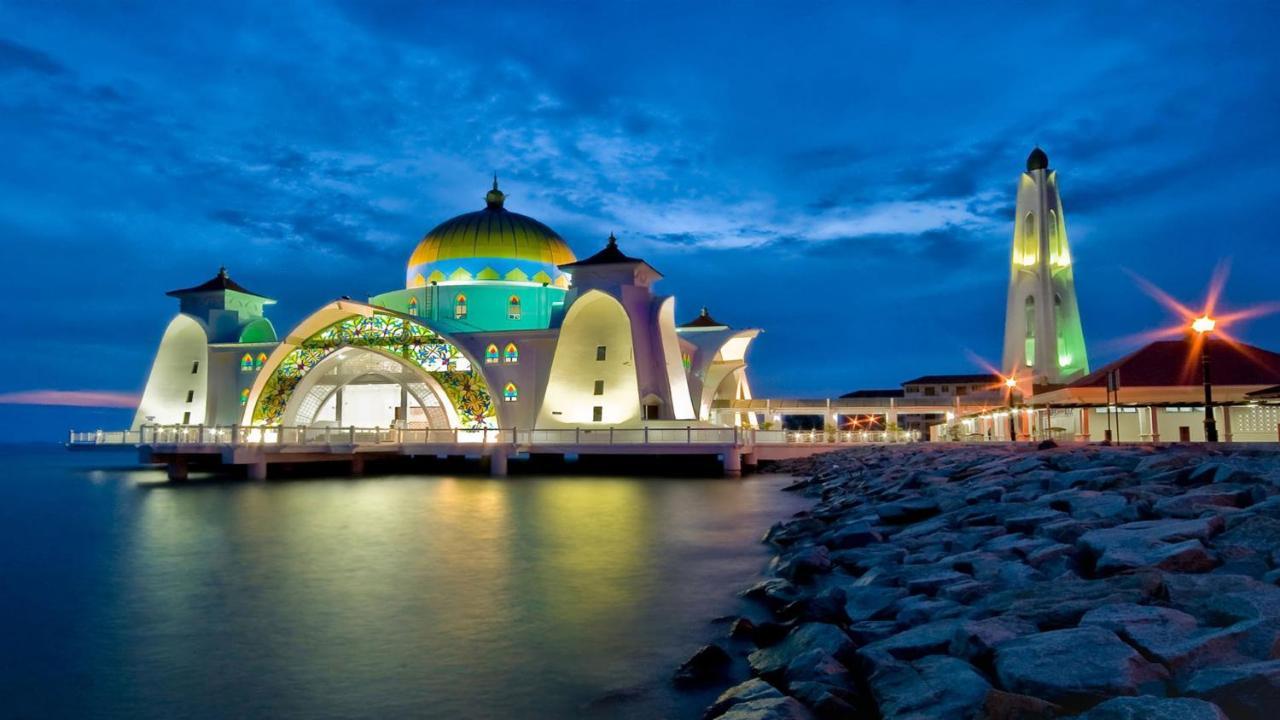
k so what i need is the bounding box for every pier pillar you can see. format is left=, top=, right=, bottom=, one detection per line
left=1148, top=407, right=1160, bottom=443
left=1222, top=406, right=1233, bottom=443
left=166, top=459, right=188, bottom=482
left=723, top=451, right=742, bottom=478
left=743, top=451, right=757, bottom=469
left=247, top=459, right=268, bottom=481
left=350, top=455, right=365, bottom=476
left=489, top=450, right=509, bottom=477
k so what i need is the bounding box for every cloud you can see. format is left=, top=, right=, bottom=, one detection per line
left=0, top=37, right=64, bottom=75
left=0, top=390, right=140, bottom=408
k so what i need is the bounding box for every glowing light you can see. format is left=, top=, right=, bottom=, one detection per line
left=1005, top=377, right=1017, bottom=389
left=1191, top=316, right=1216, bottom=334
left=1058, top=353, right=1073, bottom=367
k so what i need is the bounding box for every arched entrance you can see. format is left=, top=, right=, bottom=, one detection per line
left=244, top=303, right=498, bottom=429
left=279, top=346, right=459, bottom=429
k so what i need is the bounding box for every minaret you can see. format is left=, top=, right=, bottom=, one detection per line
left=1001, top=147, right=1089, bottom=385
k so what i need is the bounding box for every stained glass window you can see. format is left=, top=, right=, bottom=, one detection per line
left=504, top=343, right=518, bottom=364
left=508, top=295, right=521, bottom=320
left=240, top=388, right=250, bottom=406
left=251, top=311, right=497, bottom=429
left=240, top=353, right=254, bottom=372
left=255, top=352, right=268, bottom=370
left=485, top=344, right=500, bottom=364
left=454, top=294, right=467, bottom=319
left=503, top=383, right=518, bottom=402
left=408, top=297, right=419, bottom=317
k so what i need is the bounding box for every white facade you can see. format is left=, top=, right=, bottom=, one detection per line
left=1001, top=148, right=1089, bottom=386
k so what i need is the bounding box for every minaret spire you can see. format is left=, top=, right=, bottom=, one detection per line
left=1001, top=147, right=1088, bottom=385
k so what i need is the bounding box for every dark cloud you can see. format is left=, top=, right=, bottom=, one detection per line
left=0, top=37, right=64, bottom=75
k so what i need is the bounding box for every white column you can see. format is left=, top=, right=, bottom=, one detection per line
left=1148, top=406, right=1160, bottom=443
left=1222, top=405, right=1233, bottom=442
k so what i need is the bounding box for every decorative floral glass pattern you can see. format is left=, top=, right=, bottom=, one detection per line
left=252, top=312, right=496, bottom=428
left=240, top=353, right=254, bottom=372
left=504, top=343, right=519, bottom=363
left=485, top=344, right=500, bottom=364
left=503, top=383, right=518, bottom=402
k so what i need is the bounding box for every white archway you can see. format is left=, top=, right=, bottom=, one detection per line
left=279, top=346, right=460, bottom=429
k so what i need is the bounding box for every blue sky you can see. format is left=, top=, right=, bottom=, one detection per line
left=3, top=1, right=1279, bottom=439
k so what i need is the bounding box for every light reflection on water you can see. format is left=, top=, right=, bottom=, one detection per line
left=0, top=448, right=809, bottom=719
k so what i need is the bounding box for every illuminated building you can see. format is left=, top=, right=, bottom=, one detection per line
left=132, top=179, right=760, bottom=434
left=1001, top=147, right=1090, bottom=385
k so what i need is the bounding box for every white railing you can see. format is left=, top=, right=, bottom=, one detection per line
left=757, top=429, right=919, bottom=444
left=68, top=424, right=921, bottom=449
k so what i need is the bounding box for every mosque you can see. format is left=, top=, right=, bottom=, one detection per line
left=131, top=180, right=760, bottom=438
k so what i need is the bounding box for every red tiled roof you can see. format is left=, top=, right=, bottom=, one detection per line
left=1070, top=337, right=1280, bottom=388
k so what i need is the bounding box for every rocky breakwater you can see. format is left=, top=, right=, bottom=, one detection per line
left=679, top=443, right=1280, bottom=719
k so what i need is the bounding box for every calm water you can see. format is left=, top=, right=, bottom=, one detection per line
left=0, top=446, right=808, bottom=719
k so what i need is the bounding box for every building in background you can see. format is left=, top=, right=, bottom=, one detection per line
left=132, top=180, right=760, bottom=435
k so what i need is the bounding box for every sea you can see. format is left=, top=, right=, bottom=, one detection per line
left=0, top=445, right=809, bottom=719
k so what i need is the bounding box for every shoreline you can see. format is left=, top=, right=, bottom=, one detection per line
left=676, top=443, right=1280, bottom=719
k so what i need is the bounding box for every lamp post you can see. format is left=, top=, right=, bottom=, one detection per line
left=1192, top=315, right=1218, bottom=442
left=1005, top=377, right=1018, bottom=441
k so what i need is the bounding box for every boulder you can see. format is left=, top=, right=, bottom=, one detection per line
left=1154, top=485, right=1257, bottom=518
left=774, top=546, right=832, bottom=584
left=1094, top=538, right=1216, bottom=575
left=1078, top=603, right=1257, bottom=673
left=783, top=648, right=852, bottom=688
left=704, top=678, right=785, bottom=719
left=950, top=615, right=1039, bottom=664
left=994, top=627, right=1170, bottom=711
left=674, top=643, right=733, bottom=687
left=981, top=689, right=1061, bottom=720
left=866, top=655, right=991, bottom=720
left=785, top=682, right=857, bottom=720
left=747, top=623, right=854, bottom=679
left=1078, top=517, right=1225, bottom=557
left=821, top=521, right=882, bottom=550
left=1081, top=696, right=1228, bottom=720
left=905, top=569, right=971, bottom=596
left=858, top=618, right=962, bottom=663
left=1180, top=660, right=1280, bottom=719
left=843, top=585, right=906, bottom=622
left=715, top=697, right=816, bottom=720
left=876, top=498, right=940, bottom=525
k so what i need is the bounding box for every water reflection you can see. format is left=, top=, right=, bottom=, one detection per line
left=3, top=454, right=808, bottom=720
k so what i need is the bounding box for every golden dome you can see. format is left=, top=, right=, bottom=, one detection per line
left=406, top=178, right=576, bottom=287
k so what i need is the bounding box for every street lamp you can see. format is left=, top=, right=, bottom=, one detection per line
left=1192, top=315, right=1218, bottom=442
left=1005, top=377, right=1018, bottom=441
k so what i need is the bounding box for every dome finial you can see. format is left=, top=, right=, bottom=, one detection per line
left=1026, top=146, right=1049, bottom=172
left=700, top=306, right=709, bottom=317
left=218, top=266, right=228, bottom=278
left=607, top=232, right=617, bottom=247
left=485, top=175, right=505, bottom=209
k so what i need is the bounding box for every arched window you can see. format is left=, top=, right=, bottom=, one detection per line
left=407, top=297, right=419, bottom=317
left=1021, top=212, right=1037, bottom=263
left=240, top=353, right=254, bottom=373
left=239, top=388, right=250, bottom=406
left=454, top=294, right=467, bottom=320
left=503, top=382, right=518, bottom=402
left=255, top=352, right=268, bottom=370
left=485, top=344, right=500, bottom=364
left=508, top=295, right=521, bottom=320
left=1024, top=295, right=1036, bottom=366
left=504, top=343, right=519, bottom=363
